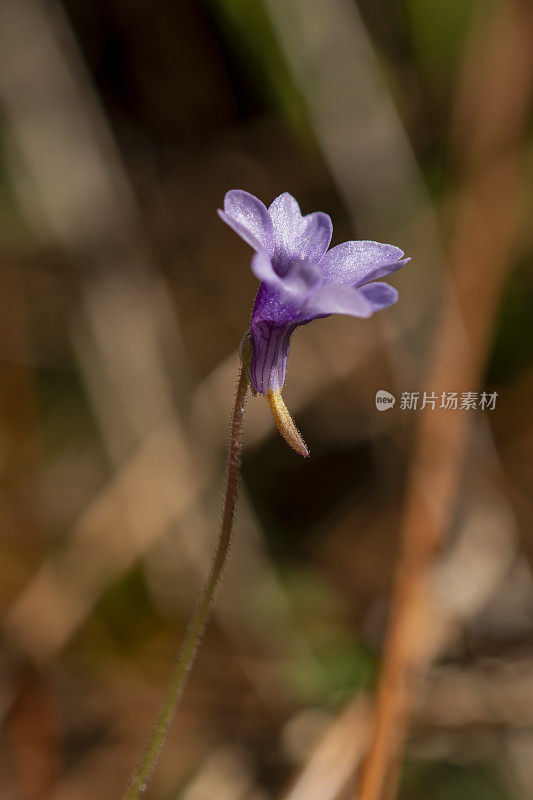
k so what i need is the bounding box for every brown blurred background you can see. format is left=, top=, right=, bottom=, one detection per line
left=0, top=0, right=532, bottom=798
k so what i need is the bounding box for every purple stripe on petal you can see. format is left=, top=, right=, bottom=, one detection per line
left=321, top=241, right=407, bottom=286
left=249, top=320, right=296, bottom=395
left=220, top=190, right=274, bottom=255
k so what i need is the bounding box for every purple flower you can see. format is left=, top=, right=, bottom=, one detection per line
left=219, top=190, right=409, bottom=455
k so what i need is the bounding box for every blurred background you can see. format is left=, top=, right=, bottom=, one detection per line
left=0, top=0, right=532, bottom=798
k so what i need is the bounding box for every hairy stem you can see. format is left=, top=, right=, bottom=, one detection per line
left=125, top=365, right=248, bottom=799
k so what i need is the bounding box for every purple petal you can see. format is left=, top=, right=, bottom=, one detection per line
left=299, top=212, right=333, bottom=262
left=283, top=260, right=322, bottom=296
left=252, top=252, right=322, bottom=301
left=303, top=284, right=374, bottom=318
left=321, top=240, right=408, bottom=286
left=359, top=281, right=398, bottom=310
left=251, top=251, right=284, bottom=288
left=269, top=192, right=332, bottom=273
left=218, top=190, right=274, bottom=255
left=269, top=192, right=302, bottom=235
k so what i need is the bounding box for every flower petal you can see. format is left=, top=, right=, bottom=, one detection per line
left=269, top=192, right=332, bottom=273
left=268, top=193, right=302, bottom=257
left=299, top=212, right=333, bottom=262
left=321, top=240, right=408, bottom=286
left=252, top=252, right=322, bottom=301
left=359, top=281, right=398, bottom=310
left=218, top=190, right=274, bottom=254
left=303, top=284, right=374, bottom=318
left=283, top=260, right=322, bottom=296
left=251, top=251, right=284, bottom=288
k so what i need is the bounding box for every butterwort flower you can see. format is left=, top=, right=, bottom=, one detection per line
left=219, top=190, right=409, bottom=456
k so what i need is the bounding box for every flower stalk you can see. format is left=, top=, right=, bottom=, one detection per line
left=125, top=364, right=249, bottom=800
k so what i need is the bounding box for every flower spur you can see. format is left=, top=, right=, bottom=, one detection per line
left=219, top=190, right=409, bottom=456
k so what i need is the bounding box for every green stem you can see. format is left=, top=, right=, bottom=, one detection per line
left=125, top=365, right=249, bottom=799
